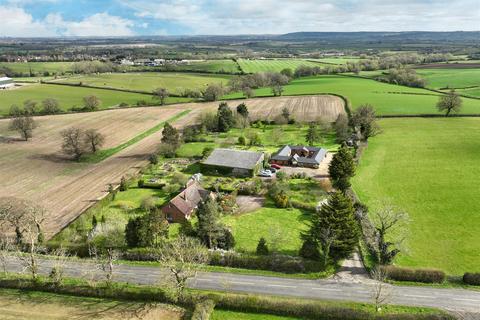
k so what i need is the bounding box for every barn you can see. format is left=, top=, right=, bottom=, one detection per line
left=202, top=148, right=264, bottom=177
left=0, top=77, right=14, bottom=89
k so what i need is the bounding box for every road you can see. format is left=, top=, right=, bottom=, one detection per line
left=3, top=257, right=480, bottom=314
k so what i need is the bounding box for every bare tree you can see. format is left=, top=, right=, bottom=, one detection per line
left=271, top=84, right=284, bottom=97
left=153, top=87, right=169, bottom=105
left=9, top=113, right=37, bottom=141
left=49, top=248, right=70, bottom=288
left=41, top=98, right=61, bottom=114
left=89, top=228, right=124, bottom=286
left=61, top=127, right=86, bottom=160
left=371, top=267, right=392, bottom=312
left=372, top=203, right=409, bottom=265
left=84, top=129, right=105, bottom=153
left=437, top=90, right=462, bottom=116
left=0, top=237, right=14, bottom=276
left=157, top=236, right=209, bottom=300
left=83, top=95, right=101, bottom=111
left=242, top=86, right=254, bottom=99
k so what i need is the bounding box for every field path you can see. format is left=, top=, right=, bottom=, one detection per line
left=0, top=95, right=344, bottom=237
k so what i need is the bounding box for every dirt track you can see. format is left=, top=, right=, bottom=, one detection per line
left=0, top=95, right=344, bottom=236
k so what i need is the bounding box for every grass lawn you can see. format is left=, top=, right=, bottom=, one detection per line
left=222, top=205, right=310, bottom=256
left=52, top=72, right=231, bottom=95
left=416, top=68, right=480, bottom=90
left=351, top=118, right=480, bottom=275
left=224, top=75, right=480, bottom=115
left=212, top=310, right=300, bottom=320
left=174, top=59, right=241, bottom=74
left=0, top=61, right=74, bottom=75
left=0, top=288, right=184, bottom=320
left=237, top=59, right=326, bottom=73
left=0, top=83, right=190, bottom=115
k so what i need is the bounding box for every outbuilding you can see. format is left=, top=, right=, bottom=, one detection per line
left=0, top=77, right=14, bottom=89
left=202, top=148, right=264, bottom=177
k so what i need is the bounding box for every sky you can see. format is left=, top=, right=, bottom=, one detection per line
left=0, top=0, right=479, bottom=37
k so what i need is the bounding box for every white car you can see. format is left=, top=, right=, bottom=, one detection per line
left=259, top=169, right=273, bottom=177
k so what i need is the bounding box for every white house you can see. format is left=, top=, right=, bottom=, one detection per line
left=0, top=77, right=14, bottom=89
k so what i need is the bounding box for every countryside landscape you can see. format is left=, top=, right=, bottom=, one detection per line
left=0, top=1, right=479, bottom=319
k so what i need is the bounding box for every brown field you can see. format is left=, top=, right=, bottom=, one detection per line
left=0, top=95, right=344, bottom=237
left=0, top=288, right=184, bottom=320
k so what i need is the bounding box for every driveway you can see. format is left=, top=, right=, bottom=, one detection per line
left=236, top=195, right=265, bottom=214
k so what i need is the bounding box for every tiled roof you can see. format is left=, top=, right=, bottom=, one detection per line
left=203, top=148, right=264, bottom=170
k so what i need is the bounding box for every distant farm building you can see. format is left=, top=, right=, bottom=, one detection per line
left=0, top=77, right=14, bottom=89
left=202, top=148, right=264, bottom=177
left=161, top=179, right=211, bottom=223
left=270, top=145, right=327, bottom=169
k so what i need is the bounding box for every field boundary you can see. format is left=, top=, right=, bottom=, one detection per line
left=81, top=109, right=192, bottom=163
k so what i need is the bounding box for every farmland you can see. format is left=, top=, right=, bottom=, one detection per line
left=173, top=59, right=241, bottom=74
left=237, top=58, right=326, bottom=73
left=415, top=68, right=480, bottom=97
left=225, top=75, right=480, bottom=115
left=0, top=83, right=191, bottom=115
left=1, top=95, right=342, bottom=237
left=0, top=61, right=74, bottom=75
left=352, top=117, right=480, bottom=275
left=0, top=288, right=184, bottom=320
left=51, top=72, right=232, bottom=95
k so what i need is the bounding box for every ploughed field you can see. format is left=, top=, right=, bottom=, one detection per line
left=352, top=118, right=480, bottom=275
left=0, top=288, right=184, bottom=320
left=0, top=95, right=344, bottom=237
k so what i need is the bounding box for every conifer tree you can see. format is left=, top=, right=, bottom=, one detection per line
left=328, top=145, right=355, bottom=193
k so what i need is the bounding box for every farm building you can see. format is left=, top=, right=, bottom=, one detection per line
left=270, top=145, right=327, bottom=169
left=0, top=77, right=14, bottom=89
left=202, top=148, right=264, bottom=177
left=161, top=179, right=211, bottom=223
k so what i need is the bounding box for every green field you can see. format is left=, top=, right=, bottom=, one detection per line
left=51, top=72, right=231, bottom=95
left=222, top=205, right=310, bottom=256
left=224, top=75, right=480, bottom=115
left=352, top=118, right=480, bottom=275
left=0, top=61, right=74, bottom=75
left=0, top=83, right=190, bottom=114
left=174, top=59, right=241, bottom=74
left=237, top=59, right=325, bottom=73
left=309, top=57, right=361, bottom=64
left=416, top=68, right=480, bottom=91
left=212, top=310, right=299, bottom=320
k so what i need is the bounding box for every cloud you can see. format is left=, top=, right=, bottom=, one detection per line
left=120, top=0, right=480, bottom=34
left=0, top=6, right=135, bottom=37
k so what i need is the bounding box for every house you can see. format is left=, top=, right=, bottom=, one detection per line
left=202, top=148, right=264, bottom=177
left=0, top=77, right=14, bottom=89
left=161, top=179, right=210, bottom=223
left=270, top=145, right=327, bottom=169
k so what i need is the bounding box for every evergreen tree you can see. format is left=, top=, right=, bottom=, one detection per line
left=305, top=122, right=320, bottom=146
left=92, top=215, right=98, bottom=228
left=217, top=102, right=234, bottom=132
left=125, top=216, right=143, bottom=247
left=256, top=237, right=269, bottom=255
left=161, top=122, right=180, bottom=146
left=305, top=192, right=359, bottom=260
left=236, top=103, right=249, bottom=118
left=328, top=145, right=355, bottom=193
left=196, top=198, right=234, bottom=249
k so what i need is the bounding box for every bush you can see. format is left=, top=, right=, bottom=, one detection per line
left=238, top=136, right=246, bottom=145
left=191, top=299, right=216, bottom=320
left=299, top=239, right=321, bottom=260
left=119, top=176, right=129, bottom=191
left=256, top=237, right=269, bottom=255
left=137, top=179, right=145, bottom=188
left=463, top=272, right=480, bottom=286
left=290, top=200, right=317, bottom=212
left=381, top=266, right=445, bottom=283
left=163, top=183, right=181, bottom=195
left=149, top=154, right=158, bottom=165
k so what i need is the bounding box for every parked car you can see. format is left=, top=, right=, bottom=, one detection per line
left=258, top=170, right=273, bottom=177
left=268, top=167, right=277, bottom=173
left=270, top=164, right=281, bottom=170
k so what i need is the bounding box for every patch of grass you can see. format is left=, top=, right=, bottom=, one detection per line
left=416, top=68, right=480, bottom=90
left=224, top=75, right=480, bottom=115
left=352, top=118, right=480, bottom=275
left=82, top=110, right=191, bottom=163
left=238, top=58, right=327, bottom=73
left=174, top=59, right=241, bottom=74
left=222, top=204, right=310, bottom=256
left=0, top=61, right=74, bottom=75
left=0, top=83, right=191, bottom=115
left=52, top=72, right=231, bottom=95
left=212, top=310, right=300, bottom=320
left=288, top=178, right=327, bottom=206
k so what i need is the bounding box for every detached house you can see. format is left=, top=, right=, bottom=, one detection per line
left=270, top=145, right=327, bottom=169
left=161, top=179, right=210, bottom=223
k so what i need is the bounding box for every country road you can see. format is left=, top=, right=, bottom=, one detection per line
left=3, top=257, right=480, bottom=314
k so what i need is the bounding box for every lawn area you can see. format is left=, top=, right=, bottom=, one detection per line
left=0, top=61, right=74, bottom=76
left=224, top=75, right=480, bottom=115
left=51, top=72, right=231, bottom=95
left=0, top=83, right=190, bottom=115
left=237, top=59, right=325, bottom=73
left=0, top=288, right=184, bottom=320
left=351, top=118, right=480, bottom=275
left=222, top=205, right=310, bottom=256
left=212, top=310, right=300, bottom=320
left=416, top=68, right=480, bottom=90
